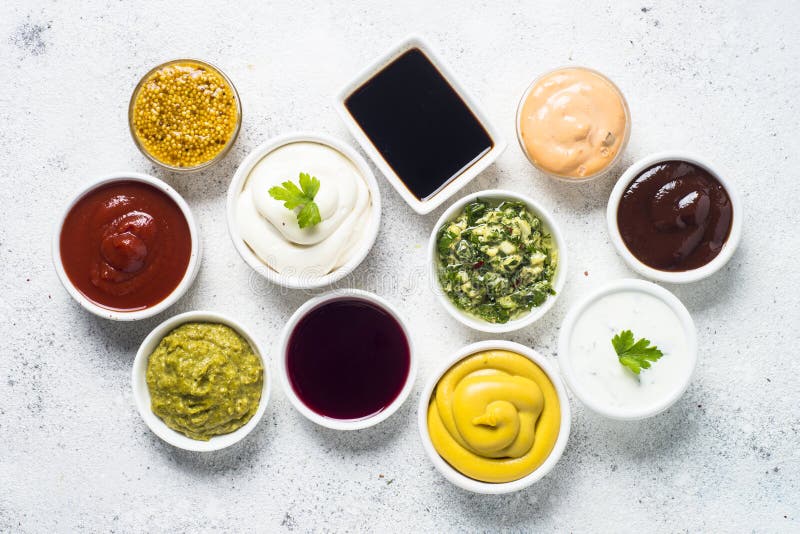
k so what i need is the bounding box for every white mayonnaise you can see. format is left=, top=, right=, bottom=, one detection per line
left=236, top=142, right=371, bottom=276
left=567, top=290, right=692, bottom=414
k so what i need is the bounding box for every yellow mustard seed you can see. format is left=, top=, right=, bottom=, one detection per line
left=131, top=61, right=239, bottom=168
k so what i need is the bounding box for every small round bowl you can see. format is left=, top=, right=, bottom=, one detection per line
left=277, top=289, right=416, bottom=431
left=226, top=132, right=382, bottom=289
left=418, top=340, right=571, bottom=494
left=606, top=151, right=742, bottom=283
left=558, top=279, right=697, bottom=420
left=52, top=172, right=201, bottom=321
left=428, top=189, right=567, bottom=333
left=132, top=310, right=271, bottom=451
left=516, top=66, right=631, bottom=183
left=129, top=58, right=242, bottom=172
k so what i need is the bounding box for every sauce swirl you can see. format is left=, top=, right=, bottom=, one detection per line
left=235, top=142, right=372, bottom=277
left=518, top=67, right=628, bottom=179
left=59, top=180, right=192, bottom=311
left=427, top=350, right=560, bottom=483
left=617, top=161, right=733, bottom=271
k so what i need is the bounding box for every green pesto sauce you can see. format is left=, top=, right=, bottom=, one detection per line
left=146, top=322, right=263, bottom=441
left=436, top=199, right=558, bottom=324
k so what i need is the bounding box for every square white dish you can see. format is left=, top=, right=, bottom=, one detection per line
left=335, top=35, right=506, bottom=215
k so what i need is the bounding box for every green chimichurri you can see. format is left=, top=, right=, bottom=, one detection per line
left=436, top=199, right=558, bottom=324
left=146, top=322, right=263, bottom=441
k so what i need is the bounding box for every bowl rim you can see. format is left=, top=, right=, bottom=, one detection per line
left=417, top=339, right=571, bottom=494
left=515, top=65, right=631, bottom=183
left=606, top=151, right=743, bottom=283
left=427, top=189, right=568, bottom=333
left=334, top=34, right=507, bottom=215
left=276, top=288, right=417, bottom=431
left=51, top=171, right=202, bottom=321
left=128, top=58, right=242, bottom=173
left=131, top=310, right=271, bottom=451
left=557, top=278, right=697, bottom=420
left=226, top=131, right=382, bottom=289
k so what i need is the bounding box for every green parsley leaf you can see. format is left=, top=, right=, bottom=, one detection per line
left=297, top=201, right=321, bottom=229
left=611, top=329, right=664, bottom=375
left=298, top=171, right=320, bottom=198
left=268, top=172, right=322, bottom=228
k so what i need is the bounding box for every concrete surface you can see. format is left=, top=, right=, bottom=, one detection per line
left=1, top=0, right=798, bottom=532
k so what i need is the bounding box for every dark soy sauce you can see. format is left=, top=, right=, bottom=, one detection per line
left=345, top=48, right=493, bottom=201
left=287, top=298, right=411, bottom=420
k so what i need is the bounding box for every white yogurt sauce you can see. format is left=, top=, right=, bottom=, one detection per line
left=236, top=142, right=371, bottom=276
left=568, top=290, right=692, bottom=413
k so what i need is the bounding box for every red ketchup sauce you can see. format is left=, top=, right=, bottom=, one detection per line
left=59, top=180, right=192, bottom=311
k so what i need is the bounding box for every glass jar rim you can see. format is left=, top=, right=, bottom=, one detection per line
left=128, top=58, right=242, bottom=173
left=514, top=65, right=631, bottom=182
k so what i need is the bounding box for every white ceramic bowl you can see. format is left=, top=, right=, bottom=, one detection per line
left=132, top=310, right=271, bottom=451
left=428, top=189, right=567, bottom=333
left=277, top=289, right=416, bottom=431
left=557, top=279, right=697, bottom=420
left=606, top=152, right=742, bottom=283
left=226, top=132, right=381, bottom=289
left=418, top=340, right=571, bottom=494
left=515, top=66, right=631, bottom=183
left=335, top=35, right=507, bottom=215
left=52, top=172, right=201, bottom=321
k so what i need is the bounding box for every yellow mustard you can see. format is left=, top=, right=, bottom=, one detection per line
left=427, top=349, right=560, bottom=483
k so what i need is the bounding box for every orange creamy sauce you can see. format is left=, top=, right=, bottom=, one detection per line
left=519, top=68, right=628, bottom=179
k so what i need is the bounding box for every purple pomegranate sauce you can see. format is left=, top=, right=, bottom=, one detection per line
left=287, top=298, right=410, bottom=420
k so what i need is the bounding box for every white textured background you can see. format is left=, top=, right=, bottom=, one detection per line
left=1, top=1, right=798, bottom=532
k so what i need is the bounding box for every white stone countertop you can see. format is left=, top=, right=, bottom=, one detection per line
left=1, top=0, right=798, bottom=532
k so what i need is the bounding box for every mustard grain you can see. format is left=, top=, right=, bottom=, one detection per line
left=131, top=62, right=238, bottom=168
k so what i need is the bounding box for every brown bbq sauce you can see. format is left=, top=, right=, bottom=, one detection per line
left=617, top=160, right=733, bottom=271
left=344, top=48, right=493, bottom=201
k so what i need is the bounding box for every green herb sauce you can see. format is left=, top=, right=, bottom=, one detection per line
left=436, top=200, right=558, bottom=323
left=146, top=322, right=263, bottom=441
